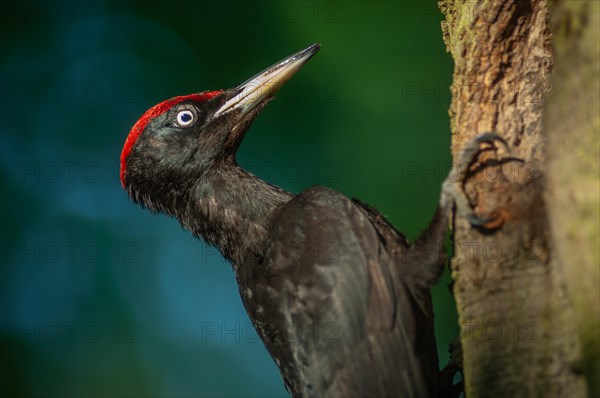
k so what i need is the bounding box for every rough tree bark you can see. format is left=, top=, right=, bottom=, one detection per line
left=438, top=0, right=597, bottom=396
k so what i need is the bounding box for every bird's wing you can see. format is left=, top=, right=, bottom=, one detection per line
left=238, top=186, right=436, bottom=398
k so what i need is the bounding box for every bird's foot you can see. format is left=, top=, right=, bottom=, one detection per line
left=441, top=133, right=510, bottom=229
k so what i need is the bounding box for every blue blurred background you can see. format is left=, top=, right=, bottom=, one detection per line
left=1, top=1, right=457, bottom=396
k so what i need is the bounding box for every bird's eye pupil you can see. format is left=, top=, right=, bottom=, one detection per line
left=177, top=110, right=194, bottom=126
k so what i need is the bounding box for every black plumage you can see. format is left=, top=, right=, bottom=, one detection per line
left=238, top=187, right=446, bottom=397
left=121, top=43, right=498, bottom=397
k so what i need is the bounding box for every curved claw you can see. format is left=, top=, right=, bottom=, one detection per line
left=441, top=133, right=510, bottom=229
left=475, top=132, right=509, bottom=151
left=457, top=132, right=509, bottom=171
left=466, top=214, right=492, bottom=227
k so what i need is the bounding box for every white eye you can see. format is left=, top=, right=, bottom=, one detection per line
left=176, top=110, right=194, bottom=126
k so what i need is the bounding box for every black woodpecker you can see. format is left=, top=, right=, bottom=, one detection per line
left=120, top=43, right=506, bottom=398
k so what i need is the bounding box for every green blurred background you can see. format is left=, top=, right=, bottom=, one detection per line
left=0, top=1, right=457, bottom=396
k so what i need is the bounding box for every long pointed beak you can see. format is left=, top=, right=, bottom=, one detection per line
left=214, top=43, right=320, bottom=118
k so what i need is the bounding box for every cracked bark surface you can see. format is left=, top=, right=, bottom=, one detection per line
left=438, top=0, right=592, bottom=396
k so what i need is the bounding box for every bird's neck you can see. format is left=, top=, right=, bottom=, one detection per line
left=178, top=162, right=292, bottom=268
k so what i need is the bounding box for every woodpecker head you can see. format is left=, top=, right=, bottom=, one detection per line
left=120, top=43, right=320, bottom=209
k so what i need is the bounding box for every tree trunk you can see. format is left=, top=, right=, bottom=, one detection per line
left=438, top=0, right=596, bottom=396
left=544, top=1, right=600, bottom=396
